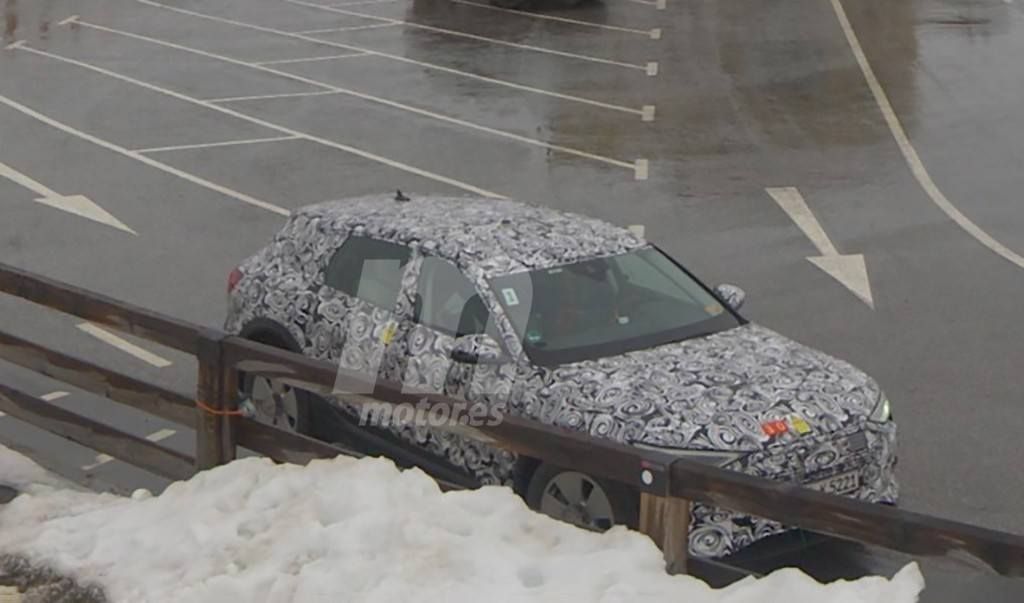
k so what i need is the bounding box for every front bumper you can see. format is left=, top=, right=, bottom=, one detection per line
left=687, top=420, right=899, bottom=558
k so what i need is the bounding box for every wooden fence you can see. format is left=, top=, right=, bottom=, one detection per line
left=1, top=261, right=1023, bottom=578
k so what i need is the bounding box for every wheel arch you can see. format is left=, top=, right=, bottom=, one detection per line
left=238, top=318, right=303, bottom=352
left=512, top=455, right=541, bottom=496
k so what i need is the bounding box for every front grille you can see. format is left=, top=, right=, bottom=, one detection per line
left=738, top=427, right=874, bottom=484
left=846, top=431, right=868, bottom=452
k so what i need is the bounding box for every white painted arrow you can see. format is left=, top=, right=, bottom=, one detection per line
left=0, top=161, right=136, bottom=234
left=766, top=187, right=874, bottom=308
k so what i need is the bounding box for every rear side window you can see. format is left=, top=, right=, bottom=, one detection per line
left=325, top=237, right=411, bottom=309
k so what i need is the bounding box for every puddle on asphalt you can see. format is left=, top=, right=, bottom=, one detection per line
left=3, top=0, right=63, bottom=45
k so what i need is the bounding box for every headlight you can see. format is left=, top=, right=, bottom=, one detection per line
left=870, top=395, right=892, bottom=423
left=631, top=442, right=745, bottom=468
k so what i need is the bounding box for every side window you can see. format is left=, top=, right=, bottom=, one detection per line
left=325, top=236, right=411, bottom=309
left=415, top=257, right=491, bottom=337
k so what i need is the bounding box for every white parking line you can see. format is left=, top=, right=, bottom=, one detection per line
left=77, top=323, right=173, bottom=368
left=634, top=159, right=649, bottom=180
left=82, top=455, right=113, bottom=471
left=623, top=0, right=666, bottom=8
left=450, top=0, right=662, bottom=39
left=135, top=135, right=301, bottom=154
left=58, top=15, right=80, bottom=26
left=830, top=0, right=1024, bottom=271
left=0, top=391, right=69, bottom=413
left=257, top=52, right=369, bottom=65
left=294, top=23, right=397, bottom=34
left=82, top=428, right=177, bottom=471
left=136, top=0, right=650, bottom=117
left=626, top=0, right=665, bottom=7
left=4, top=40, right=25, bottom=50
left=287, top=0, right=656, bottom=73
left=206, top=90, right=338, bottom=103
left=15, top=43, right=505, bottom=198
left=72, top=20, right=644, bottom=175
left=0, top=93, right=291, bottom=216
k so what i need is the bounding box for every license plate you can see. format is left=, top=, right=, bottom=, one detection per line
left=808, top=470, right=860, bottom=495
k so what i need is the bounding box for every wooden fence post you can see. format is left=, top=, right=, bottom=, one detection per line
left=639, top=492, right=691, bottom=575
left=220, top=355, right=239, bottom=464
left=195, top=330, right=237, bottom=470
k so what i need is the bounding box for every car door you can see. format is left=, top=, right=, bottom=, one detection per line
left=318, top=235, right=416, bottom=392
left=386, top=255, right=522, bottom=483
left=399, top=255, right=515, bottom=402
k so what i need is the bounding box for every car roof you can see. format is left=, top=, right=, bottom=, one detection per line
left=294, top=194, right=646, bottom=277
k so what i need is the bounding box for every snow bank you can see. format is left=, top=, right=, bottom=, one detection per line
left=0, top=443, right=79, bottom=494
left=0, top=445, right=924, bottom=603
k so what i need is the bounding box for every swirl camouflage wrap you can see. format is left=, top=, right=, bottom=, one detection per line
left=225, top=194, right=899, bottom=558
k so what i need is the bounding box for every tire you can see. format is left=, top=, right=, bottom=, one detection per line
left=525, top=463, right=639, bottom=531
left=237, top=327, right=313, bottom=435
left=240, top=371, right=312, bottom=435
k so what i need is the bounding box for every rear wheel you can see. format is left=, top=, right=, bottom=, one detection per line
left=237, top=327, right=314, bottom=435
left=240, top=373, right=311, bottom=435
left=525, top=463, right=639, bottom=531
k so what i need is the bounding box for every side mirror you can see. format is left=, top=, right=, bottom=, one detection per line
left=714, top=284, right=746, bottom=311
left=451, top=334, right=507, bottom=365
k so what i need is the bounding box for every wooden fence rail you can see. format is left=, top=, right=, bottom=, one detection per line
left=0, top=383, right=194, bottom=481
left=2, top=261, right=1024, bottom=578
left=0, top=330, right=195, bottom=427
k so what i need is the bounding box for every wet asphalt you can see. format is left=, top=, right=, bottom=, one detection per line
left=1, top=0, right=1023, bottom=598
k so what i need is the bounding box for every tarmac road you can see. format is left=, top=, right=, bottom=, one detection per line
left=1, top=0, right=1023, bottom=598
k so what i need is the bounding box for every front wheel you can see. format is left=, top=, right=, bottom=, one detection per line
left=525, top=464, right=638, bottom=531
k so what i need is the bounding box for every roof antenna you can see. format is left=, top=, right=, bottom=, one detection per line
left=395, top=190, right=410, bottom=202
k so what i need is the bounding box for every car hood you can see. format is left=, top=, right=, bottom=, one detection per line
left=527, top=324, right=881, bottom=452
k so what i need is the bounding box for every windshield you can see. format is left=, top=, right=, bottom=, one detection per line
left=489, top=247, right=741, bottom=366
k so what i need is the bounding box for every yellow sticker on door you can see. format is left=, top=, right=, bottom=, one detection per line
left=380, top=322, right=397, bottom=345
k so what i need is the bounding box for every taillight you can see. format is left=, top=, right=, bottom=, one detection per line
left=227, top=267, right=243, bottom=294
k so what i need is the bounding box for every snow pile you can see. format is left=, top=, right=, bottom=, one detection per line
left=0, top=444, right=80, bottom=494
left=0, top=446, right=924, bottom=603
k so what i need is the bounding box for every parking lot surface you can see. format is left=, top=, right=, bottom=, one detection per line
left=2, top=0, right=1024, bottom=597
